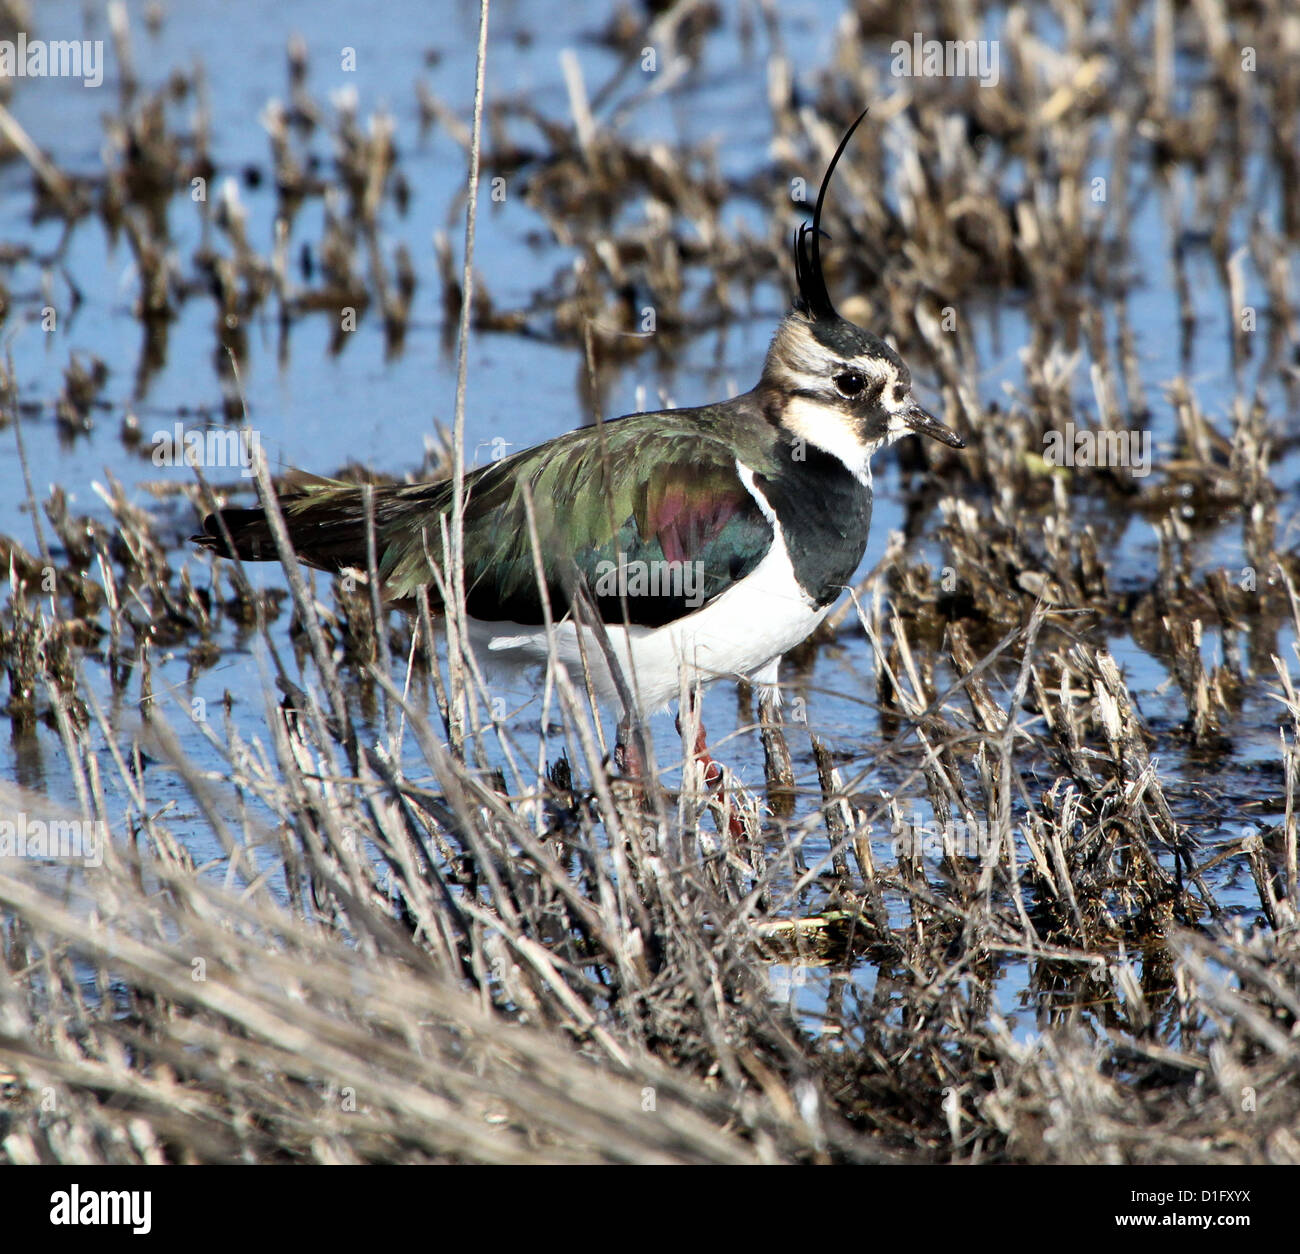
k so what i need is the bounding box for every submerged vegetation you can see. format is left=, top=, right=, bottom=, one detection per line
left=1, top=0, right=1298, bottom=1164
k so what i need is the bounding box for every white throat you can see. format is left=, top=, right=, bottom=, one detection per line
left=780, top=395, right=876, bottom=486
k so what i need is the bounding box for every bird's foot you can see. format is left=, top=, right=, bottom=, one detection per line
left=679, top=715, right=748, bottom=840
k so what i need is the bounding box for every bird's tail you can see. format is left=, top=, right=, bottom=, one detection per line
left=194, top=479, right=420, bottom=576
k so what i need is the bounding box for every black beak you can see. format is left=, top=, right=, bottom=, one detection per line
left=901, top=403, right=965, bottom=449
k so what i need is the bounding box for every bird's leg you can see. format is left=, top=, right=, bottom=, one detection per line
left=677, top=696, right=746, bottom=838
left=678, top=710, right=722, bottom=790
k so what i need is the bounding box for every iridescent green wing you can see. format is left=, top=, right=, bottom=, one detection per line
left=381, top=413, right=774, bottom=627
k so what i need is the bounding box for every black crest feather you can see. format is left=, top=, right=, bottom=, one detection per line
left=793, top=107, right=871, bottom=321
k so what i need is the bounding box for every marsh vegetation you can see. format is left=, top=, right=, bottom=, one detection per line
left=0, top=0, right=1297, bottom=1164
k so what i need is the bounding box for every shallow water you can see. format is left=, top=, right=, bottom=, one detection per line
left=1, top=1, right=1295, bottom=1042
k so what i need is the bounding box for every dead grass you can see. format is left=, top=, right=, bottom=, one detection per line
left=0, top=0, right=1298, bottom=1164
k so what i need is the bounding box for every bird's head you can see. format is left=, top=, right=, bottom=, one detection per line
left=760, top=111, right=964, bottom=480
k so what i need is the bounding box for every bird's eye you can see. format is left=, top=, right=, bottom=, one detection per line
left=834, top=370, right=866, bottom=397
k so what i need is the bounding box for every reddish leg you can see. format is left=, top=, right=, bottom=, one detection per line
left=676, top=703, right=746, bottom=838
left=682, top=718, right=723, bottom=790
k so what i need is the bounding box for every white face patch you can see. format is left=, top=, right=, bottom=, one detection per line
left=781, top=395, right=875, bottom=484
left=762, top=313, right=931, bottom=476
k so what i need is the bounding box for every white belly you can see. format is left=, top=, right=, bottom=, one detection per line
left=460, top=457, right=847, bottom=717
left=467, top=530, right=826, bottom=716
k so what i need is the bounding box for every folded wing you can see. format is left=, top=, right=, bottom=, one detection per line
left=197, top=413, right=775, bottom=629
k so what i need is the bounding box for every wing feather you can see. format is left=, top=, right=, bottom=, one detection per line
left=385, top=414, right=774, bottom=627
left=199, top=409, right=776, bottom=630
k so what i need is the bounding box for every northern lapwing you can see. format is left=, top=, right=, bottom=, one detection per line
left=195, top=109, right=964, bottom=797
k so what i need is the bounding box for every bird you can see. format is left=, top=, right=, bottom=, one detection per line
left=194, top=108, right=964, bottom=798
